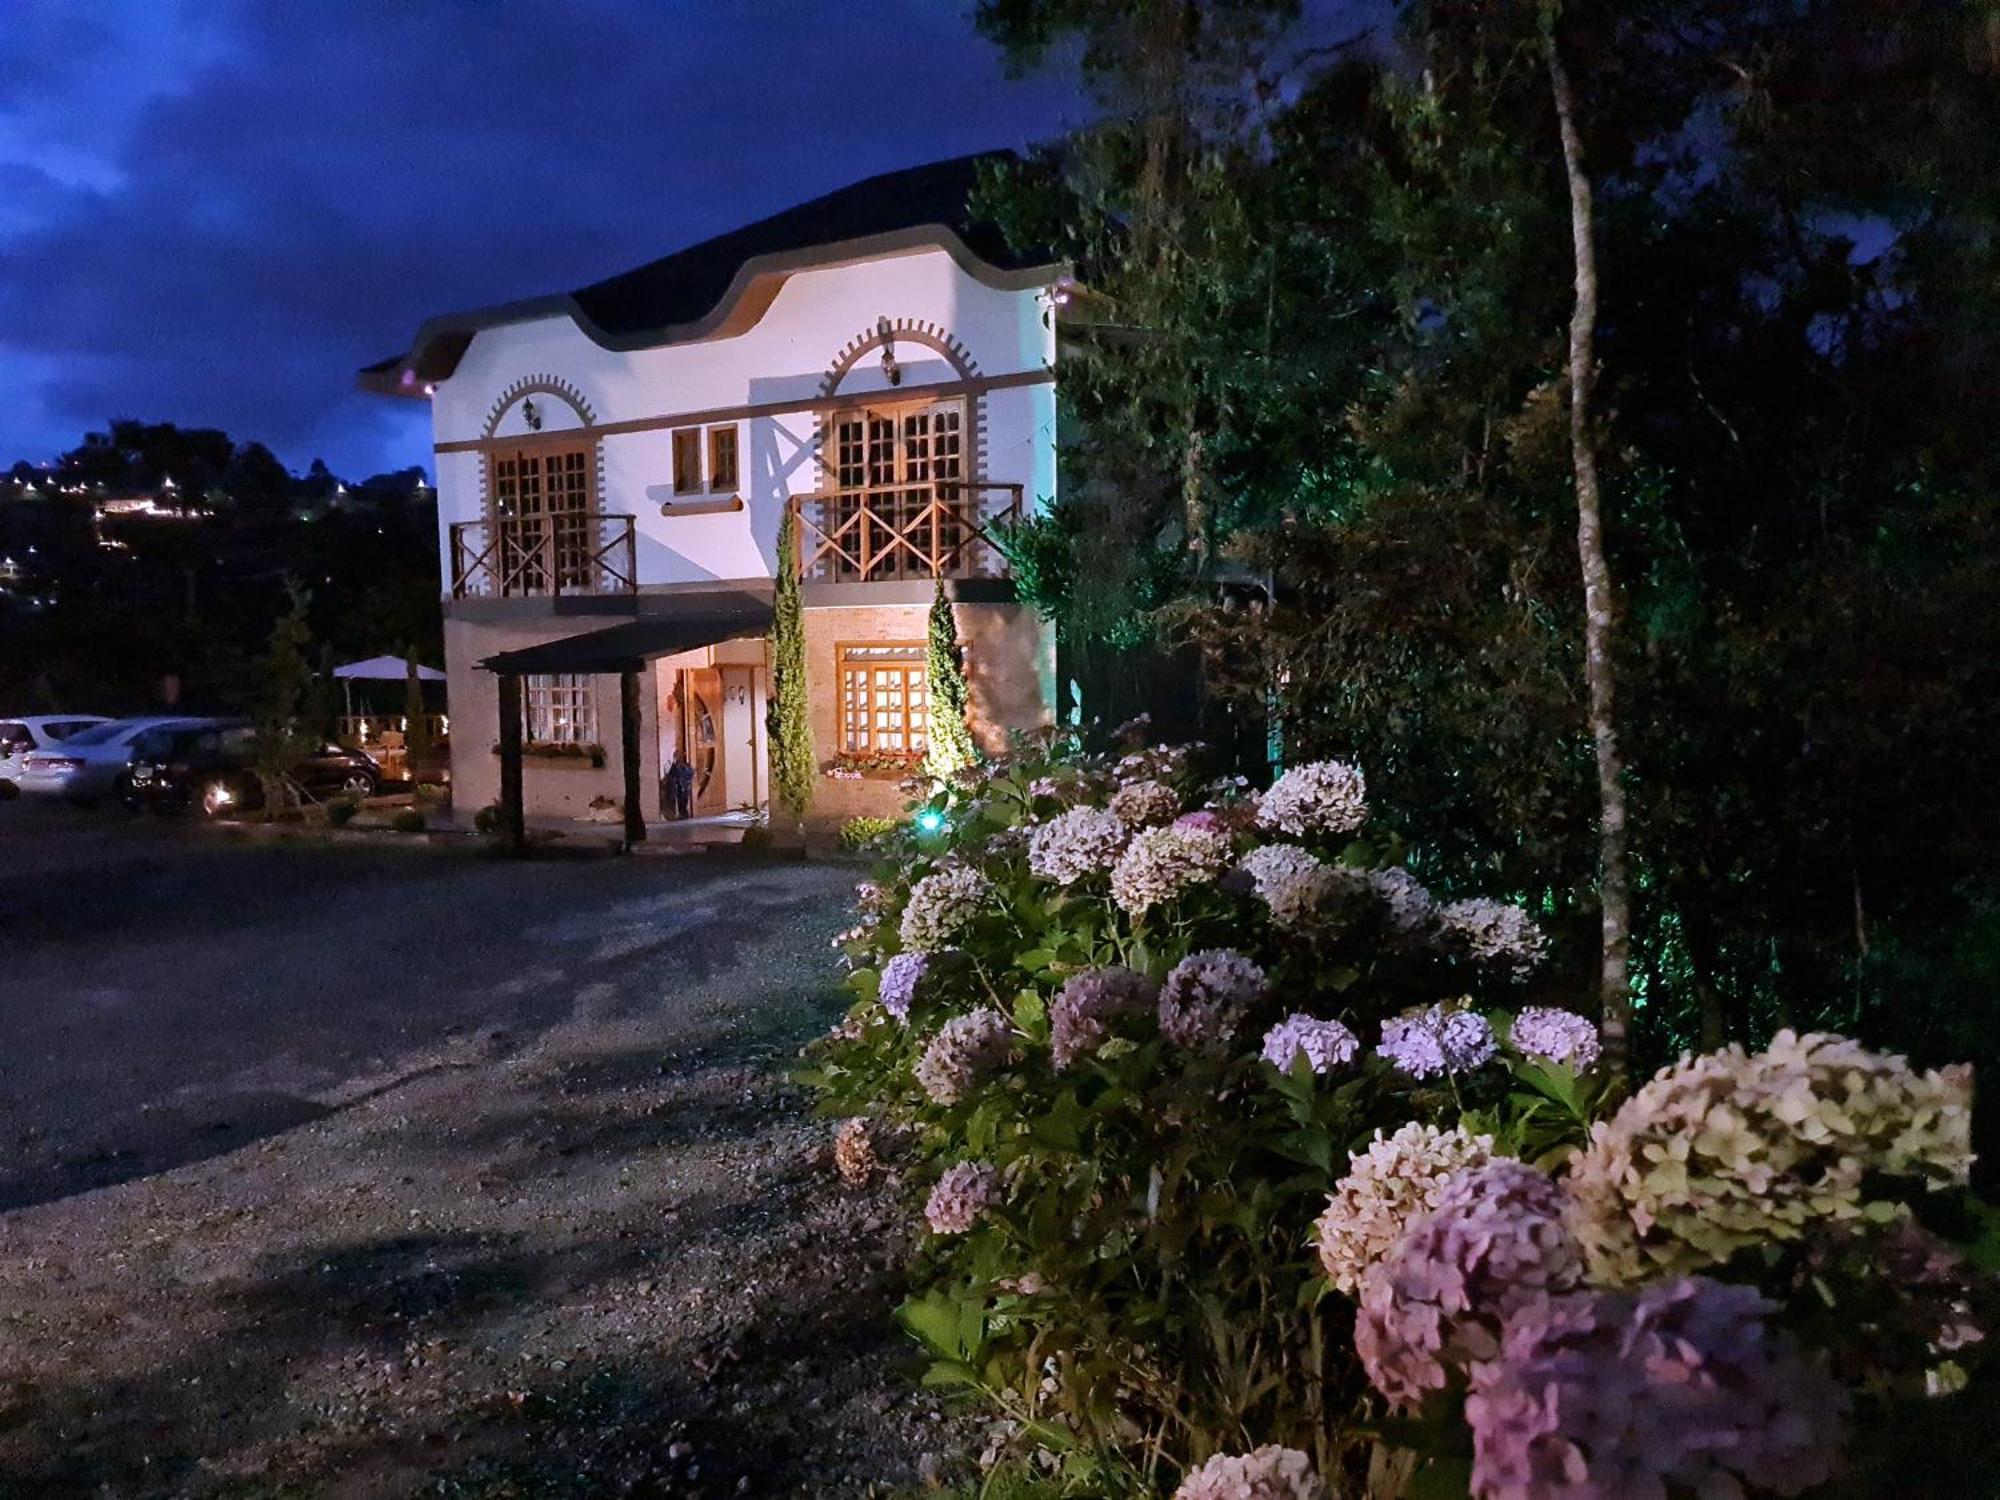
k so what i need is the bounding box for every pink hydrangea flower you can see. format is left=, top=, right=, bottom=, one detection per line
left=1465, top=1276, right=1847, bottom=1500
left=1356, top=1161, right=1586, bottom=1408
left=914, top=1007, right=1013, bottom=1105
left=1158, top=949, right=1266, bottom=1054
left=1509, top=1006, right=1601, bottom=1070
left=925, top=1161, right=1000, bottom=1234
left=1049, top=966, right=1157, bottom=1069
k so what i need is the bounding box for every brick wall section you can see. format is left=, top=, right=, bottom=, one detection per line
left=800, top=599, right=1054, bottom=826
left=443, top=616, right=660, bottom=825
left=444, top=599, right=1052, bottom=830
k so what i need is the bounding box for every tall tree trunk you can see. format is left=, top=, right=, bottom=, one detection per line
left=1544, top=21, right=1634, bottom=1077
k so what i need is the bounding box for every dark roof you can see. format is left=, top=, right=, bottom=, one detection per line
left=573, top=153, right=1041, bottom=336
left=478, top=594, right=773, bottom=675
left=361, top=152, right=1057, bottom=394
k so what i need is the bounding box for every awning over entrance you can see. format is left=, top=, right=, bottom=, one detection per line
left=479, top=591, right=774, bottom=855
left=477, top=594, right=773, bottom=676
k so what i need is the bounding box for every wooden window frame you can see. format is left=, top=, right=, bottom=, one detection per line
left=522, top=673, right=598, bottom=746
left=671, top=427, right=703, bottom=495
left=836, top=642, right=932, bottom=759
left=707, top=424, right=738, bottom=492
left=820, top=397, right=969, bottom=582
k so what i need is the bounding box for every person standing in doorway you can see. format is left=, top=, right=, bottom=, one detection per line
left=666, top=749, right=695, bottom=820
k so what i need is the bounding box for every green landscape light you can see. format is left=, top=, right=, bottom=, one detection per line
left=914, top=808, right=948, bottom=835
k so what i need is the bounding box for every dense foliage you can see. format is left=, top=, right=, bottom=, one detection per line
left=0, top=421, right=439, bottom=713
left=923, top=578, right=979, bottom=785
left=767, top=504, right=815, bottom=827
left=972, top=2, right=2000, bottom=1123
left=806, top=735, right=1999, bottom=1497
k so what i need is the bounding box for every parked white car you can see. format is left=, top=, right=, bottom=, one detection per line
left=17, top=716, right=222, bottom=806
left=0, top=715, right=112, bottom=797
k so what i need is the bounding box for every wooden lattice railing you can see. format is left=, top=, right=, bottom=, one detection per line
left=449, top=512, right=637, bottom=599
left=791, top=481, right=1024, bottom=583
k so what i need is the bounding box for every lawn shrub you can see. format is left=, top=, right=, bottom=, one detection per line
left=390, top=808, right=426, bottom=834
left=839, top=814, right=903, bottom=854
left=472, top=802, right=502, bottom=836
left=325, top=796, right=358, bottom=827
left=802, top=732, right=1996, bottom=1497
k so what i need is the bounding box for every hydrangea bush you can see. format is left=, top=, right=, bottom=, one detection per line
left=799, top=732, right=1995, bottom=1497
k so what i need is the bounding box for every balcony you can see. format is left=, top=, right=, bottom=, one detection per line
left=450, top=512, right=637, bottom=599
left=791, top=481, right=1024, bottom=583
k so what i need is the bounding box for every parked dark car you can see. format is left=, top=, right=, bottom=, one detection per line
left=123, top=723, right=380, bottom=815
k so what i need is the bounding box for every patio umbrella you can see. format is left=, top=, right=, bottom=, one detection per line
left=331, top=656, right=444, bottom=718
left=331, top=656, right=444, bottom=682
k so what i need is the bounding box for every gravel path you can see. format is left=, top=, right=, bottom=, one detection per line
left=0, top=812, right=952, bottom=1498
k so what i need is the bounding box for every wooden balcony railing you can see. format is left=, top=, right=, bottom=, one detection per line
left=450, top=512, right=637, bottom=599
left=791, top=481, right=1024, bottom=583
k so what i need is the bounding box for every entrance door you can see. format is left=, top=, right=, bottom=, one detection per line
left=680, top=667, right=727, bottom=815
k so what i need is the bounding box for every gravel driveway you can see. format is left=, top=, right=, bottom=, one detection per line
left=0, top=804, right=948, bottom=1497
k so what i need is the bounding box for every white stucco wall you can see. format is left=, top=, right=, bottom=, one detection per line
left=426, top=245, right=1059, bottom=590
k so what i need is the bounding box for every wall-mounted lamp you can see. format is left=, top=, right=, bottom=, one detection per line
left=877, top=315, right=902, bottom=386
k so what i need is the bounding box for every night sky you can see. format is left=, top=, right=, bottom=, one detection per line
left=0, top=2, right=1089, bottom=480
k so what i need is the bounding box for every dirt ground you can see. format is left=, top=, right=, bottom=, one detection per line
left=0, top=807, right=956, bottom=1497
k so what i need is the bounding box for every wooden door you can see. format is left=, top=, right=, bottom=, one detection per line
left=681, top=668, right=726, bottom=815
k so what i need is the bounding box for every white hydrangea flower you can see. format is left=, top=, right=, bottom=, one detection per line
left=1367, top=866, right=1436, bottom=937
left=1241, top=845, right=1371, bottom=928
left=1240, top=844, right=1325, bottom=897
left=1315, top=1122, right=1494, bottom=1296
left=1439, top=897, right=1547, bottom=973
left=1256, top=759, right=1368, bottom=839
left=1173, top=1444, right=1327, bottom=1500
left=1107, top=778, right=1182, bottom=828
left=1110, top=823, right=1235, bottom=918
left=899, top=865, right=992, bottom=951
left=1027, top=806, right=1130, bottom=885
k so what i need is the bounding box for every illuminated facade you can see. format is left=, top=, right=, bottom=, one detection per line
left=363, top=155, right=1062, bottom=827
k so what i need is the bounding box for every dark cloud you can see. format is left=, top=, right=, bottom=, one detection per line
left=0, top=0, right=1086, bottom=476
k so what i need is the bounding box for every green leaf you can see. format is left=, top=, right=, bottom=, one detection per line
left=1405, top=1455, right=1475, bottom=1500
left=1030, top=1089, right=1088, bottom=1152
left=895, top=1289, right=988, bottom=1363
left=1013, top=989, right=1050, bottom=1040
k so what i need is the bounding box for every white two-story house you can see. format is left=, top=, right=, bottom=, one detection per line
left=361, top=154, right=1062, bottom=833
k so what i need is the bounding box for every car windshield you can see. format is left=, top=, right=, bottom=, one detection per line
left=63, top=723, right=128, bottom=746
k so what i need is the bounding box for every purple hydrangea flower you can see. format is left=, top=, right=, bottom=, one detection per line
left=1260, top=1014, right=1360, bottom=1074
left=1379, top=1005, right=1498, bottom=1079
left=1509, top=1006, right=1601, bottom=1071
left=1049, top=966, right=1157, bottom=1070
left=914, top=1006, right=1013, bottom=1105
left=1465, top=1276, right=1848, bottom=1500
left=1172, top=809, right=1226, bottom=834
left=877, top=952, right=929, bottom=1022
left=1158, top=949, right=1266, bottom=1054
left=1356, top=1161, right=1586, bottom=1408
left=925, top=1161, right=1000, bottom=1234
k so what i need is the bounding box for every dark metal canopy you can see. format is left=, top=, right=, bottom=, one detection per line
left=478, top=595, right=772, bottom=676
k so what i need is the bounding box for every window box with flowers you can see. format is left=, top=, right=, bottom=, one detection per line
left=823, top=750, right=919, bottom=781
left=492, top=740, right=608, bottom=768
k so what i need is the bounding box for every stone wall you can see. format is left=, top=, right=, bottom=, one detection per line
left=797, top=598, right=1054, bottom=827
left=443, top=615, right=659, bottom=826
